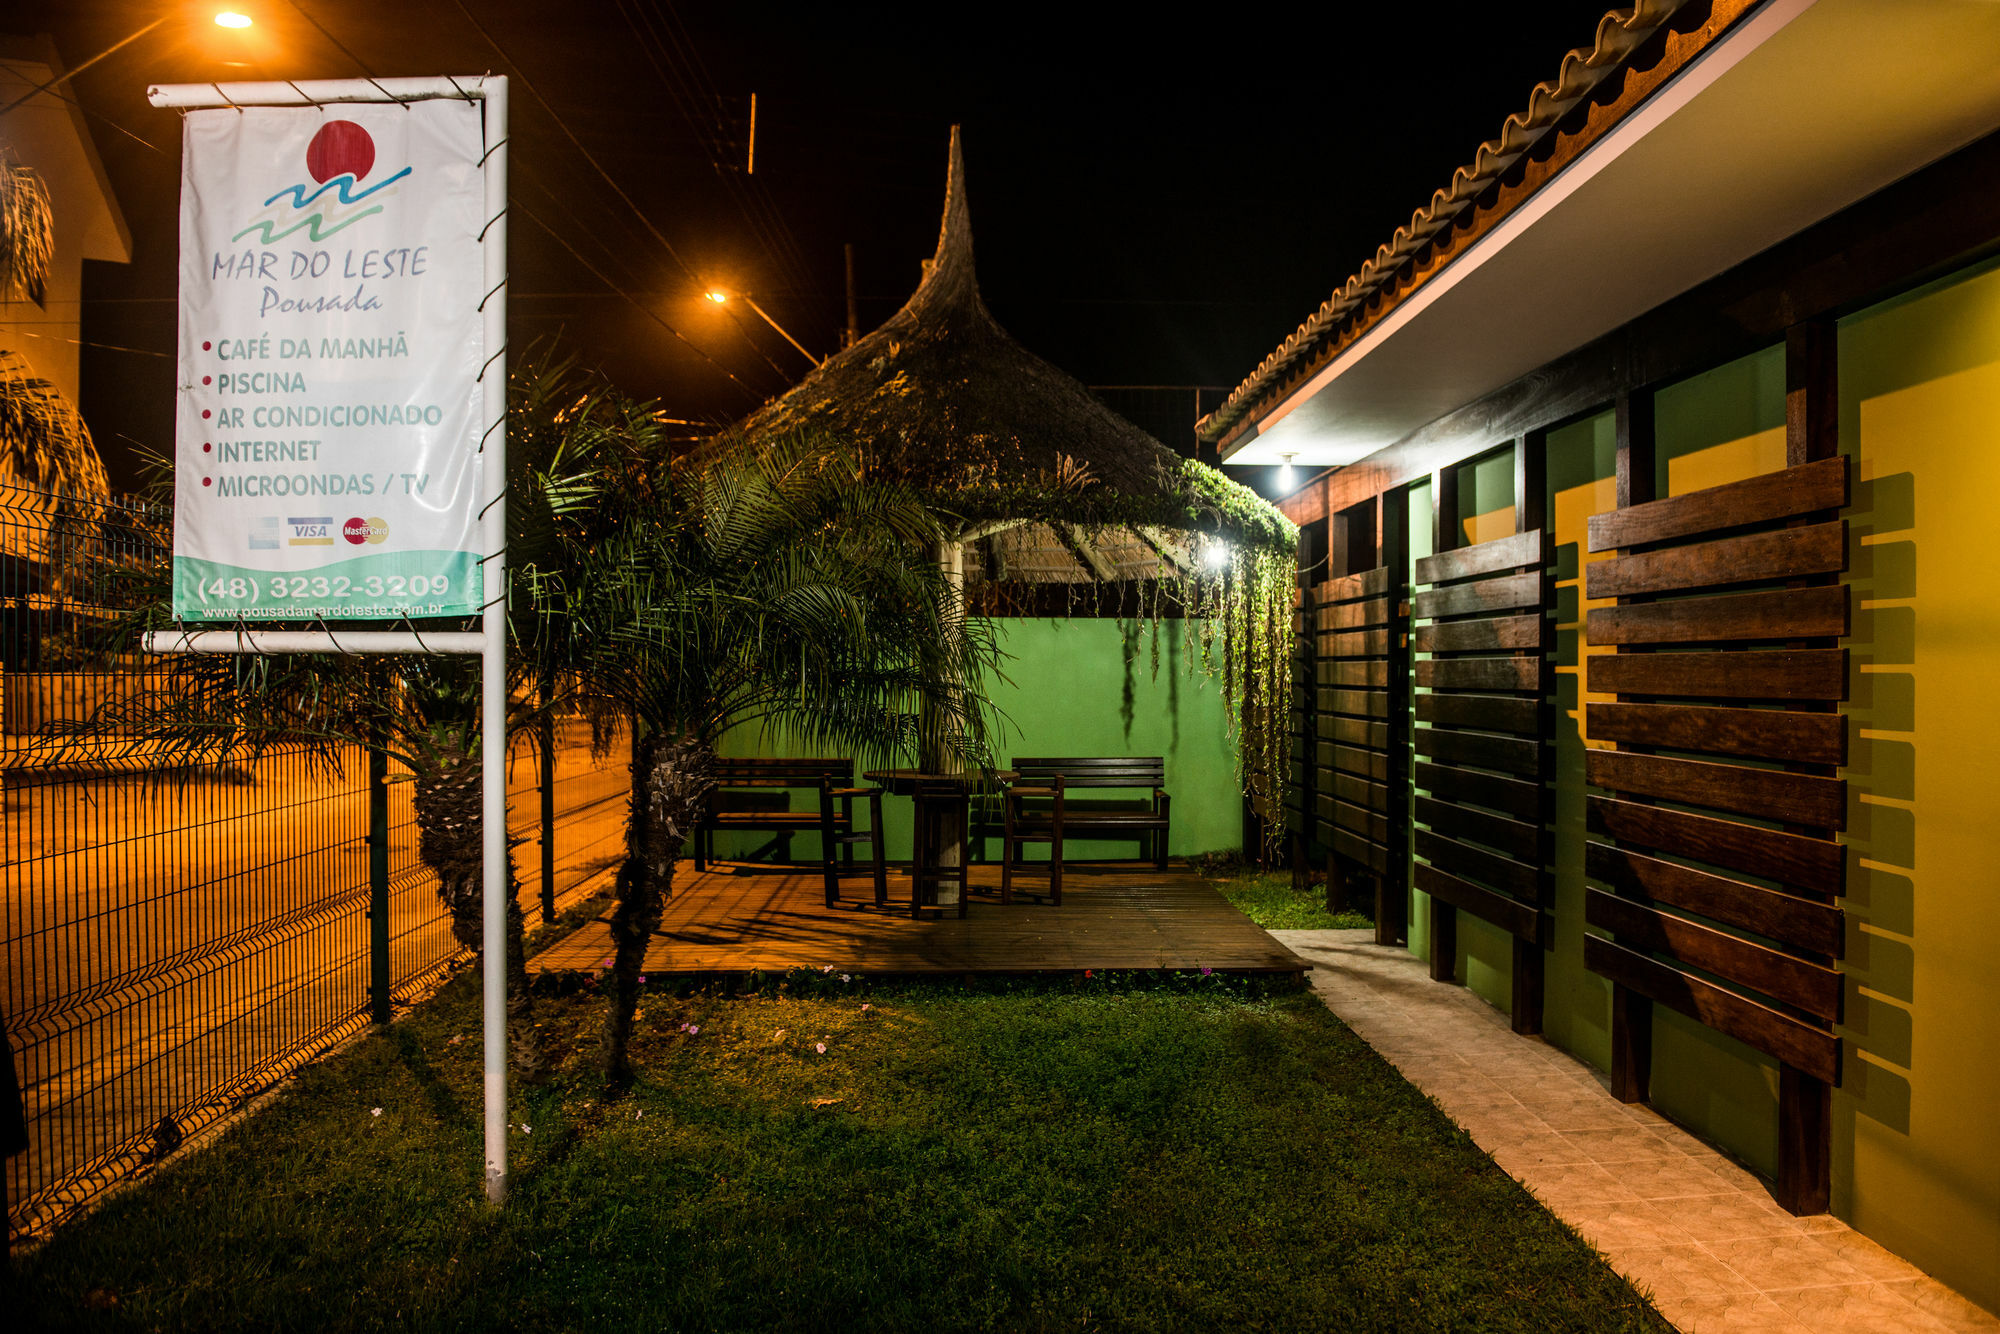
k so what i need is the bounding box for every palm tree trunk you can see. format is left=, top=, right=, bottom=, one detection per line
left=413, top=734, right=549, bottom=1084
left=604, top=730, right=710, bottom=1084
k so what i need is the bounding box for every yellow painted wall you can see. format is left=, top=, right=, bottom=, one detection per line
left=1834, top=260, right=2000, bottom=1311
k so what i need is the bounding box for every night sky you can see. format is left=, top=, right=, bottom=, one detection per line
left=21, top=1, right=1614, bottom=494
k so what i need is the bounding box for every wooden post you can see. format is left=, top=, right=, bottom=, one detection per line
left=843, top=243, right=860, bottom=350
left=1777, top=1064, right=1833, bottom=1213
left=1512, top=432, right=1550, bottom=1036
left=1608, top=392, right=1656, bottom=1096
left=1379, top=487, right=1410, bottom=948
left=1424, top=467, right=1459, bottom=973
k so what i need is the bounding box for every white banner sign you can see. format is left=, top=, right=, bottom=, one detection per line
left=173, top=102, right=486, bottom=620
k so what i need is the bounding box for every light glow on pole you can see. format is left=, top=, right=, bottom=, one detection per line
left=214, top=12, right=253, bottom=28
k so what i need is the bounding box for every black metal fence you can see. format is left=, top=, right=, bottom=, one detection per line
left=0, top=482, right=625, bottom=1242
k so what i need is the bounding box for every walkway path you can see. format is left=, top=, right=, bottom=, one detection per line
left=1275, top=929, right=1998, bottom=1334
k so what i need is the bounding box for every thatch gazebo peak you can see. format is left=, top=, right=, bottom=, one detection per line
left=735, top=127, right=1292, bottom=572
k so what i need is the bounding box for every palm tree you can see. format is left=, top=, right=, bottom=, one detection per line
left=0, top=157, right=109, bottom=498
left=84, top=349, right=646, bottom=1082
left=536, top=436, right=999, bottom=1083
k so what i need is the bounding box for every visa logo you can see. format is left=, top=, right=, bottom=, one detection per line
left=288, top=515, right=335, bottom=547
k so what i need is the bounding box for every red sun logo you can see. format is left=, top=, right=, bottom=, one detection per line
left=305, top=121, right=375, bottom=184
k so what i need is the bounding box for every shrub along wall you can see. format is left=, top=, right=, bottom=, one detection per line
left=1393, top=260, right=2000, bottom=1314
left=712, top=616, right=1241, bottom=864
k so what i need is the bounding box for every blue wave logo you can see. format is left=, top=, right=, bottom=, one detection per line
left=231, top=121, right=409, bottom=245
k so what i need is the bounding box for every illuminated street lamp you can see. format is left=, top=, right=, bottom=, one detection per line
left=214, top=11, right=253, bottom=27
left=704, top=287, right=821, bottom=368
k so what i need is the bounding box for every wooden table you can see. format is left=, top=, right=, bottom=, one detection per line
left=863, top=769, right=1014, bottom=914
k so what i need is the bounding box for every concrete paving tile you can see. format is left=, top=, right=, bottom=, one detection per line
left=1490, top=1132, right=1597, bottom=1173
left=1619, top=1243, right=1760, bottom=1303
left=1886, top=1279, right=2000, bottom=1332
left=1521, top=1161, right=1640, bottom=1207
left=1662, top=1192, right=1809, bottom=1244
left=1562, top=1198, right=1702, bottom=1252
left=1710, top=1232, right=1869, bottom=1292
left=1805, top=1228, right=1937, bottom=1282
left=1654, top=1293, right=1816, bottom=1332
left=1764, top=1281, right=1953, bottom=1331
left=1624, top=1156, right=1774, bottom=1202
left=1516, top=1095, right=1644, bottom=1132
left=1561, top=1125, right=1692, bottom=1163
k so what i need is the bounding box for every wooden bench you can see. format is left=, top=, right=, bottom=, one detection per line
left=694, top=759, right=884, bottom=908
left=1002, top=757, right=1172, bottom=872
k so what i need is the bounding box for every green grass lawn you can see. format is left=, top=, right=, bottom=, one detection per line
left=10, top=963, right=1666, bottom=1333
left=1200, top=859, right=1374, bottom=931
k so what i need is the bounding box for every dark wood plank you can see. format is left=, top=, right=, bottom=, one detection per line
left=1412, top=571, right=1543, bottom=621
left=1586, top=841, right=1843, bottom=956
left=1416, top=862, right=1541, bottom=942
left=1318, top=567, right=1391, bottom=602
left=1415, top=760, right=1543, bottom=821
left=1415, top=612, right=1543, bottom=655
left=1586, top=751, right=1846, bottom=830
left=1416, top=828, right=1541, bottom=900
left=1583, top=936, right=1839, bottom=1084
left=1587, top=457, right=1849, bottom=553
left=1331, top=744, right=1389, bottom=782
left=1418, top=692, right=1542, bottom=735
left=1320, top=659, right=1391, bottom=689
left=1332, top=825, right=1389, bottom=874
left=1334, top=772, right=1391, bottom=814
left=1588, top=796, right=1843, bottom=895
left=1417, top=728, right=1542, bottom=777
left=1586, top=586, right=1847, bottom=646
left=1317, top=796, right=1388, bottom=844
left=1588, top=649, right=1847, bottom=701
left=1320, top=688, right=1391, bottom=719
left=1587, top=890, right=1841, bottom=1021
left=1418, top=656, right=1542, bottom=692
left=1586, top=522, right=1846, bottom=599
left=1316, top=597, right=1393, bottom=632
left=1320, top=628, right=1392, bottom=659
left=1414, top=530, right=1542, bottom=584
left=1319, top=715, right=1390, bottom=750
left=1417, top=795, right=1540, bottom=861
left=1586, top=702, right=1846, bottom=766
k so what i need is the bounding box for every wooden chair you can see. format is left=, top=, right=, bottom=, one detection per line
left=909, top=779, right=970, bottom=920
left=1003, top=757, right=1171, bottom=881
left=1000, top=772, right=1065, bottom=906
left=818, top=778, right=888, bottom=908
left=693, top=757, right=854, bottom=871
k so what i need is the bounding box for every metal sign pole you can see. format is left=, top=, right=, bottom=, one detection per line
left=476, top=75, right=511, bottom=1205
left=145, top=75, right=512, bottom=1205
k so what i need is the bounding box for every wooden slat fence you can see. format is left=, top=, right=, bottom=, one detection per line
left=1412, top=528, right=1555, bottom=1032
left=1582, top=453, right=1850, bottom=1214
left=1312, top=566, right=1408, bottom=942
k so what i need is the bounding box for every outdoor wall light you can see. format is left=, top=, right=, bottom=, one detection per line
left=1203, top=542, right=1233, bottom=571
left=214, top=11, right=253, bottom=27
left=704, top=289, right=729, bottom=303
left=1277, top=452, right=1296, bottom=490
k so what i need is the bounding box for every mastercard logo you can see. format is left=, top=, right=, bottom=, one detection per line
left=342, top=516, right=389, bottom=545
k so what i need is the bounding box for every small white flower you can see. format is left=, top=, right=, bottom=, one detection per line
left=636, top=1109, right=644, bottom=1120
left=861, top=1004, right=871, bottom=1013
left=370, top=1107, right=382, bottom=1117
left=815, top=1042, right=827, bottom=1055
left=840, top=974, right=851, bottom=983
left=520, top=1124, right=531, bottom=1135
left=688, top=1025, right=699, bottom=1035
left=821, top=964, right=833, bottom=973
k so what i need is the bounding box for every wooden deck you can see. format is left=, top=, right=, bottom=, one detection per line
left=527, top=862, right=1310, bottom=977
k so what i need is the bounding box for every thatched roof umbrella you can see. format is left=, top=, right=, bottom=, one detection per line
left=735, top=127, right=1291, bottom=587
left=727, top=128, right=1293, bottom=828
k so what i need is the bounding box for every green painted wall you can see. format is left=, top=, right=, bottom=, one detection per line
left=714, top=616, right=1242, bottom=863
left=1391, top=264, right=2000, bottom=1314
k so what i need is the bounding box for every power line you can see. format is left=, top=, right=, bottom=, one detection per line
left=444, top=0, right=706, bottom=292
